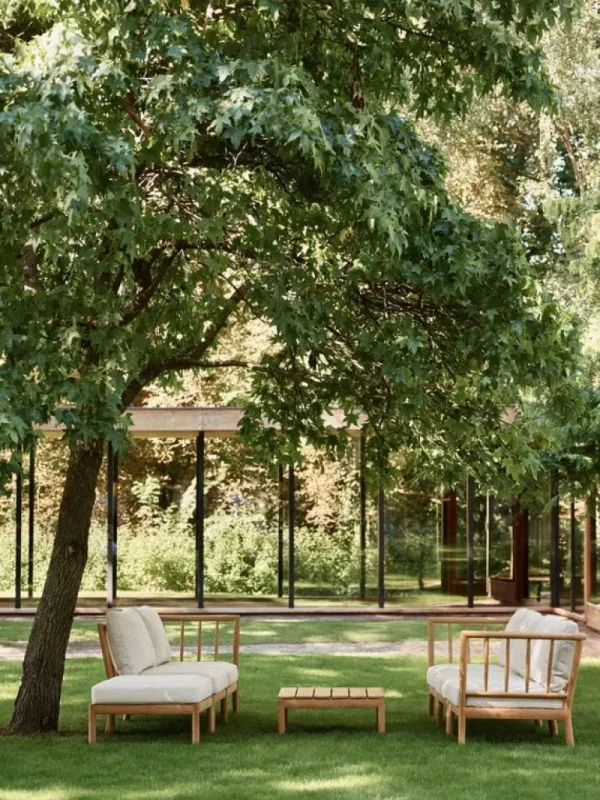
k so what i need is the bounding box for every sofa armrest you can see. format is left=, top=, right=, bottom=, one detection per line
left=457, top=630, right=585, bottom=705
left=159, top=614, right=241, bottom=665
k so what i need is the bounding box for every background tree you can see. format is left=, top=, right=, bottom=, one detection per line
left=0, top=0, right=578, bottom=733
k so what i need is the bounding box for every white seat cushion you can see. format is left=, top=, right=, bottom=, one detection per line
left=498, top=608, right=543, bottom=677
left=436, top=664, right=564, bottom=709
left=530, top=615, right=578, bottom=692
left=427, top=663, right=460, bottom=695
left=106, top=609, right=156, bottom=675
left=143, top=661, right=238, bottom=693
left=91, top=675, right=213, bottom=705
left=135, top=607, right=172, bottom=666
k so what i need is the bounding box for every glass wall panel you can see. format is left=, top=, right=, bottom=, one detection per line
left=559, top=500, right=585, bottom=610
left=528, top=509, right=551, bottom=603
left=0, top=476, right=17, bottom=605
left=473, top=493, right=488, bottom=602
left=292, top=444, right=361, bottom=606
left=117, top=438, right=195, bottom=605
left=384, top=490, right=442, bottom=606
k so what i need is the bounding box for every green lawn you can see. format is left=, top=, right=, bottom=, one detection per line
left=0, top=618, right=430, bottom=646
left=1, top=621, right=598, bottom=799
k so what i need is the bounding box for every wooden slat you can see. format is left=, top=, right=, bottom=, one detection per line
left=314, top=688, right=332, bottom=699
left=427, top=618, right=434, bottom=666
left=546, top=640, right=555, bottom=693
left=214, top=621, right=220, bottom=661
left=366, top=688, right=384, bottom=698
left=197, top=621, right=202, bottom=662
left=296, top=688, right=315, bottom=699
left=467, top=691, right=567, bottom=699
left=278, top=687, right=297, bottom=699
left=349, top=688, right=367, bottom=699
left=331, top=688, right=349, bottom=699
left=525, top=639, right=531, bottom=693
left=504, top=639, right=510, bottom=692
left=483, top=638, right=489, bottom=692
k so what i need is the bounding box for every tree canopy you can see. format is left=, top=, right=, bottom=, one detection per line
left=0, top=0, right=578, bottom=485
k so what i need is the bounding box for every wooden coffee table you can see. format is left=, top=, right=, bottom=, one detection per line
left=277, top=687, right=385, bottom=734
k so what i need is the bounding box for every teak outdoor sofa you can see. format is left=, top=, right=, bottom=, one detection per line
left=89, top=607, right=240, bottom=743
left=426, top=609, right=585, bottom=745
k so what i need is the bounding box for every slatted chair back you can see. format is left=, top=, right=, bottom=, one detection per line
left=427, top=616, right=510, bottom=666
left=98, top=613, right=241, bottom=677
left=159, top=614, right=241, bottom=666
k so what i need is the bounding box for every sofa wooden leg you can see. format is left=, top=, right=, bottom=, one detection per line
left=88, top=707, right=96, bottom=744
left=233, top=689, right=239, bottom=713
left=534, top=719, right=542, bottom=727
left=445, top=705, right=453, bottom=736
left=208, top=703, right=216, bottom=733
left=123, top=714, right=130, bottom=721
left=192, top=709, right=200, bottom=744
left=436, top=700, right=444, bottom=726
left=428, top=693, right=435, bottom=717
left=564, top=716, right=574, bottom=746
left=548, top=720, right=558, bottom=737
left=105, top=714, right=115, bottom=735
left=458, top=714, right=466, bottom=744
left=221, top=696, right=228, bottom=723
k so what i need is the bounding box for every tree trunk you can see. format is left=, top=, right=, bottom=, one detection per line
left=9, top=439, right=104, bottom=734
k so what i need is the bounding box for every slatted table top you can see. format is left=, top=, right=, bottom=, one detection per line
left=278, top=687, right=384, bottom=700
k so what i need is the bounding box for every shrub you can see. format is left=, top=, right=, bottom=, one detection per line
left=295, top=526, right=360, bottom=595
left=204, top=513, right=277, bottom=595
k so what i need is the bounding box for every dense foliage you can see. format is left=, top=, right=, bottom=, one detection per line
left=0, top=0, right=579, bottom=485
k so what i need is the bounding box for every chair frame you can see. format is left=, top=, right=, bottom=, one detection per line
left=92, top=613, right=240, bottom=742
left=427, top=616, right=585, bottom=745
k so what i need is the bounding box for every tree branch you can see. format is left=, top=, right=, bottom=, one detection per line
left=120, top=284, right=246, bottom=408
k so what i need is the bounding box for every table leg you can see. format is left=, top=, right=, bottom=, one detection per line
left=377, top=701, right=386, bottom=735
left=277, top=701, right=287, bottom=734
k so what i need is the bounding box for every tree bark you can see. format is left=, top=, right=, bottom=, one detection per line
left=9, top=439, right=104, bottom=734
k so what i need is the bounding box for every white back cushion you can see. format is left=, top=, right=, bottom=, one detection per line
left=136, top=606, right=172, bottom=665
left=106, top=608, right=156, bottom=675
left=498, top=609, right=543, bottom=677
left=530, top=615, right=578, bottom=692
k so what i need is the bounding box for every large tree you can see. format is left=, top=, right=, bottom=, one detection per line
left=0, top=0, right=577, bottom=733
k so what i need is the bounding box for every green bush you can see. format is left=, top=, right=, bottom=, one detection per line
left=0, top=476, right=363, bottom=597
left=204, top=513, right=277, bottom=595
left=295, top=526, right=360, bottom=595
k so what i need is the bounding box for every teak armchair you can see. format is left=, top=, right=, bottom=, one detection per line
left=427, top=614, right=585, bottom=745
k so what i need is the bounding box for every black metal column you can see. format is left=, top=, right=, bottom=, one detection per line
left=27, top=444, right=35, bottom=599
left=106, top=443, right=117, bottom=608
left=466, top=475, right=475, bottom=608
left=550, top=472, right=560, bottom=608
left=359, top=436, right=366, bottom=601
left=570, top=499, right=577, bottom=611
left=196, top=432, right=205, bottom=608
left=378, top=485, right=385, bottom=609
left=522, top=508, right=530, bottom=600
left=277, top=464, right=284, bottom=598
left=15, top=468, right=22, bottom=609
left=288, top=465, right=295, bottom=609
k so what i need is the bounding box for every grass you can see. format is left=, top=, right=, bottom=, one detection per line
left=1, top=620, right=599, bottom=799
left=0, top=618, right=431, bottom=646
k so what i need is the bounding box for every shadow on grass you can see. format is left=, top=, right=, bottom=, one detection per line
left=0, top=655, right=599, bottom=799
